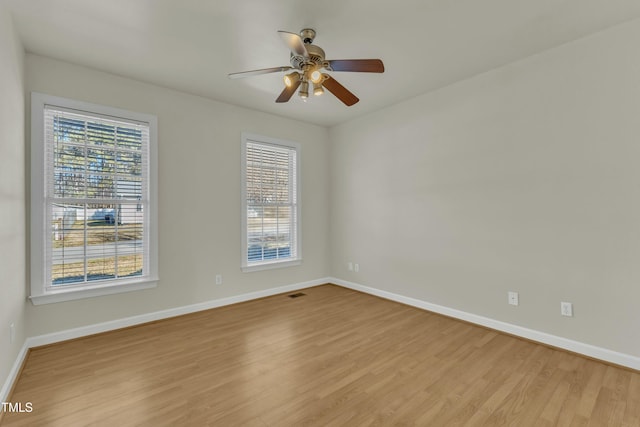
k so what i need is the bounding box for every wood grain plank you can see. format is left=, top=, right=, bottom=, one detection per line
left=2, top=284, right=639, bottom=426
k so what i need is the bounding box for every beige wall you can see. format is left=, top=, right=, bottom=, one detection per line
left=24, top=54, right=330, bottom=336
left=330, top=18, right=640, bottom=357
left=0, top=1, right=26, bottom=392
left=7, top=10, right=640, bottom=388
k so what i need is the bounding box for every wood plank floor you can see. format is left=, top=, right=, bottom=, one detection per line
left=2, top=284, right=639, bottom=426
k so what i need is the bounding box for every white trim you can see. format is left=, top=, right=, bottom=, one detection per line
left=0, top=341, right=29, bottom=403
left=29, top=92, right=159, bottom=305
left=240, top=132, right=302, bottom=271
left=26, top=278, right=328, bottom=348
left=29, top=279, right=158, bottom=305
left=241, top=259, right=302, bottom=273
left=331, top=277, right=640, bottom=371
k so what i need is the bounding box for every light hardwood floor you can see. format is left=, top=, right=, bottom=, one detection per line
left=2, top=284, right=639, bottom=426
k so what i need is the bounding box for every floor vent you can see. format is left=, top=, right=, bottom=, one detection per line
left=288, top=292, right=306, bottom=298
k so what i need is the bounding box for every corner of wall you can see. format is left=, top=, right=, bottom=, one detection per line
left=0, top=0, right=27, bottom=403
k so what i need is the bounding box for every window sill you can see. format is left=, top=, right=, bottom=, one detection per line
left=241, top=259, right=302, bottom=273
left=30, top=277, right=158, bottom=305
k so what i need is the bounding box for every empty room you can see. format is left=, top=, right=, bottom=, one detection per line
left=1, top=0, right=640, bottom=425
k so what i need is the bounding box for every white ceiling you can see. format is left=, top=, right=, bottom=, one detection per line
left=7, top=0, right=640, bottom=127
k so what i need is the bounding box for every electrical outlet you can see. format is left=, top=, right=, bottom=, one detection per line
left=561, top=302, right=573, bottom=317
left=508, top=291, right=519, bottom=306
left=354, top=263, right=359, bottom=273
left=215, top=274, right=222, bottom=285
left=9, top=323, right=15, bottom=344
left=348, top=262, right=353, bottom=271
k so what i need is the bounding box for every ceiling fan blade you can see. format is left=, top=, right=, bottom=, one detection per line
left=277, top=31, right=308, bottom=57
left=327, top=59, right=385, bottom=73
left=275, top=79, right=302, bottom=103
left=322, top=76, right=359, bottom=106
left=228, top=66, right=292, bottom=79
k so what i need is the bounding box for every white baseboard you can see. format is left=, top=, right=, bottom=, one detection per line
left=331, top=277, right=640, bottom=371
left=27, top=278, right=330, bottom=348
left=1, top=277, right=330, bottom=400
left=0, top=341, right=29, bottom=403
left=4, top=276, right=638, bottom=402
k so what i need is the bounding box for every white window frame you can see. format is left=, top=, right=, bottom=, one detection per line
left=30, top=93, right=158, bottom=305
left=241, top=132, right=302, bottom=272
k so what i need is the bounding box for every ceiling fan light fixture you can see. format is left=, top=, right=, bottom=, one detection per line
left=299, top=81, right=309, bottom=99
left=283, top=72, right=300, bottom=88
left=310, top=69, right=323, bottom=84
left=313, top=82, right=324, bottom=96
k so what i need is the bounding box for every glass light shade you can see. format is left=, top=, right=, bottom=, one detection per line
left=299, top=81, right=309, bottom=99
left=283, top=72, right=300, bottom=88
left=310, top=70, right=323, bottom=84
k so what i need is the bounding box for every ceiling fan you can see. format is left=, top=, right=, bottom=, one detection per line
left=228, top=28, right=384, bottom=106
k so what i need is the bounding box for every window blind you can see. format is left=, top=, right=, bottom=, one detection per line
left=245, top=140, right=298, bottom=265
left=44, top=106, right=150, bottom=288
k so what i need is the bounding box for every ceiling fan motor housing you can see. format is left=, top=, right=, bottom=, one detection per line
left=290, top=43, right=326, bottom=72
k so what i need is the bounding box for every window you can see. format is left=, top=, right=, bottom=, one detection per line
left=241, top=133, right=301, bottom=271
left=30, top=93, right=158, bottom=304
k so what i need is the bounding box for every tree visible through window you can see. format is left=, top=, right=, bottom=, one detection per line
left=30, top=93, right=158, bottom=304
left=242, top=134, right=301, bottom=271
left=48, top=109, right=147, bottom=285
